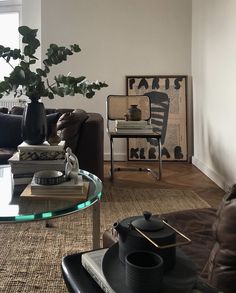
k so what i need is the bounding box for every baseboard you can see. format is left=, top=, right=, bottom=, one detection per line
left=192, top=156, right=231, bottom=191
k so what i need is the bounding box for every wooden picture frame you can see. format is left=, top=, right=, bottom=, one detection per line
left=126, top=75, right=188, bottom=161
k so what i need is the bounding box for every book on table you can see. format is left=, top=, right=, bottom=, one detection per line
left=20, top=179, right=89, bottom=200
left=8, top=152, right=65, bottom=174
left=17, top=141, right=66, bottom=161
left=17, top=140, right=65, bottom=151
left=30, top=176, right=84, bottom=195
left=81, top=249, right=115, bottom=293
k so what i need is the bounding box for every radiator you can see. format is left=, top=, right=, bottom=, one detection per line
left=0, top=98, right=27, bottom=109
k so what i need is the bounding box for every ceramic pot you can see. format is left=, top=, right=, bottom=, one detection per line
left=125, top=251, right=163, bottom=293
left=22, top=100, right=47, bottom=145
left=128, top=105, right=141, bottom=121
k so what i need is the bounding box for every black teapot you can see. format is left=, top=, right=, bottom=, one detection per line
left=113, top=211, right=191, bottom=271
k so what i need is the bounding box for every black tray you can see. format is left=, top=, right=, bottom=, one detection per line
left=102, top=243, right=197, bottom=293
left=61, top=249, right=219, bottom=293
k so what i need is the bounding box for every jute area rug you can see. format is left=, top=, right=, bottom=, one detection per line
left=0, top=186, right=210, bottom=293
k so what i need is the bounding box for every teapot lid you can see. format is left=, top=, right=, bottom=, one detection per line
left=131, top=211, right=164, bottom=232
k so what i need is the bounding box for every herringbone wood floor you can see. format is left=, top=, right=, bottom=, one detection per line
left=104, top=161, right=225, bottom=208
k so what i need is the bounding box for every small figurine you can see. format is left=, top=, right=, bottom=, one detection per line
left=65, top=147, right=80, bottom=184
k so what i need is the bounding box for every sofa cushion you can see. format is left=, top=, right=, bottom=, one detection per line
left=0, top=113, right=22, bottom=147
left=0, top=107, right=8, bottom=114
left=57, top=109, right=88, bottom=153
left=207, top=185, right=236, bottom=293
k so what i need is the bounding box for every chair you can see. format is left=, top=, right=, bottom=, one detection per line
left=106, top=95, right=162, bottom=180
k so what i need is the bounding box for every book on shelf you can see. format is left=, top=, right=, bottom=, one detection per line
left=20, top=181, right=89, bottom=200
left=31, top=175, right=84, bottom=195
left=115, top=120, right=148, bottom=129
left=114, top=125, right=154, bottom=134
left=81, top=249, right=115, bottom=293
left=18, top=141, right=66, bottom=161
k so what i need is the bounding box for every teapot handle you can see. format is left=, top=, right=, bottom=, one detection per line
left=131, top=220, right=191, bottom=249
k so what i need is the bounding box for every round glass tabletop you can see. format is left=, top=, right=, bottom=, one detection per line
left=0, top=165, right=102, bottom=222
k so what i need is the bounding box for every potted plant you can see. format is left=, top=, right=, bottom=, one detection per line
left=0, top=26, right=108, bottom=145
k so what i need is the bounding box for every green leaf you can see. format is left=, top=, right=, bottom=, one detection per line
left=29, top=59, right=36, bottom=64
left=43, top=59, right=52, bottom=67
left=71, top=44, right=81, bottom=53
left=0, top=81, right=11, bottom=92
left=20, top=61, right=28, bottom=69
left=0, top=45, right=4, bottom=55
left=48, top=92, right=54, bottom=99
left=3, top=47, right=10, bottom=53
left=86, top=91, right=95, bottom=98
left=18, top=26, right=32, bottom=36
left=76, top=76, right=86, bottom=83
left=36, top=68, right=46, bottom=77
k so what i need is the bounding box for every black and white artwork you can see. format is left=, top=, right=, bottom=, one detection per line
left=126, top=75, right=188, bottom=161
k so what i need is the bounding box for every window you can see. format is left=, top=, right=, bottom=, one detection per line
left=0, top=0, right=21, bottom=82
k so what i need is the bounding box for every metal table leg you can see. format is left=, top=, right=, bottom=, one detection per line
left=158, top=138, right=162, bottom=180
left=110, top=136, right=114, bottom=180
left=92, top=201, right=100, bottom=249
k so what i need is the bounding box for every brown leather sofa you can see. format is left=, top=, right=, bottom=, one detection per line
left=103, top=185, right=236, bottom=293
left=0, top=106, right=104, bottom=180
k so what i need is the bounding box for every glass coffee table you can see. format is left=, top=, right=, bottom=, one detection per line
left=0, top=165, right=102, bottom=249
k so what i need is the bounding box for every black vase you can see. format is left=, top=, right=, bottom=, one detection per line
left=22, top=100, right=47, bottom=145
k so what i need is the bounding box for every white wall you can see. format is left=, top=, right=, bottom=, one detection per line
left=22, top=0, right=192, bottom=160
left=192, top=0, right=236, bottom=190
left=22, top=0, right=41, bottom=63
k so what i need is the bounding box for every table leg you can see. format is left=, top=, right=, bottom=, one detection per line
left=92, top=201, right=100, bottom=249
left=110, top=137, right=114, bottom=180
left=158, top=138, right=162, bottom=180
left=45, top=200, right=53, bottom=228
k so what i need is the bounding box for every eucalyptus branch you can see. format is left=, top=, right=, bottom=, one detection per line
left=0, top=26, right=108, bottom=100
left=2, top=56, right=15, bottom=70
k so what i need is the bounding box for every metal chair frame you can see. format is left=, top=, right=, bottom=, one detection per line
left=106, top=95, right=162, bottom=181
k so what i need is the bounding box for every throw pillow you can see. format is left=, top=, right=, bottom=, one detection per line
left=207, top=184, right=236, bottom=293
left=0, top=113, right=22, bottom=147
left=46, top=112, right=61, bottom=139
left=0, top=107, right=8, bottom=114
left=57, top=109, right=88, bottom=152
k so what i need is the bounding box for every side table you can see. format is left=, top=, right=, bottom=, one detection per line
left=61, top=250, right=219, bottom=293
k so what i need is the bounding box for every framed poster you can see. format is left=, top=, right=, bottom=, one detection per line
left=126, top=75, right=187, bottom=161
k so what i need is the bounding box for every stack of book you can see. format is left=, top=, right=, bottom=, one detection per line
left=115, top=120, right=153, bottom=133
left=18, top=140, right=65, bottom=161
left=20, top=176, right=89, bottom=201
left=8, top=141, right=66, bottom=187
left=31, top=175, right=84, bottom=195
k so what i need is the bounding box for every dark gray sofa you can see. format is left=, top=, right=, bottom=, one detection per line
left=0, top=106, right=104, bottom=180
